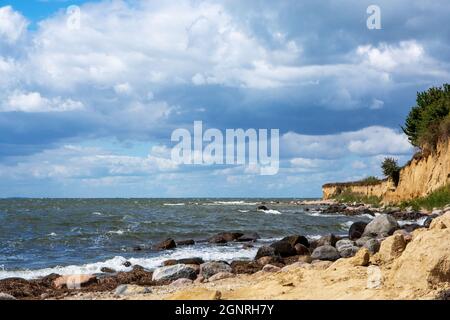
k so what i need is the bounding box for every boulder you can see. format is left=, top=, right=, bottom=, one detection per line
left=176, top=239, right=195, bottom=246
left=281, top=235, right=310, bottom=248
left=200, top=261, right=232, bottom=279
left=423, top=214, right=439, bottom=228
left=350, top=248, right=370, bottom=267
left=363, top=214, right=399, bottom=237
left=335, top=239, right=358, bottom=258
left=316, top=234, right=338, bottom=247
left=53, top=274, right=97, bottom=289
left=256, top=256, right=283, bottom=266
left=123, top=261, right=132, bottom=267
left=0, top=292, right=16, bottom=300
left=114, top=284, right=151, bottom=296
left=270, top=240, right=296, bottom=257
left=236, top=232, right=260, bottom=242
left=294, top=243, right=310, bottom=255
left=373, top=234, right=406, bottom=263
left=153, top=238, right=176, bottom=250
left=257, top=205, right=268, bottom=211
left=254, top=246, right=277, bottom=260
left=208, top=272, right=235, bottom=282
left=311, top=245, right=340, bottom=261
left=262, top=264, right=281, bottom=272
left=355, top=236, right=373, bottom=247
left=152, top=264, right=197, bottom=282
left=100, top=267, right=116, bottom=273
left=185, top=264, right=200, bottom=274
left=230, top=261, right=262, bottom=274
left=208, top=232, right=243, bottom=244
left=393, top=229, right=413, bottom=243
left=177, top=257, right=204, bottom=265
left=429, top=212, right=450, bottom=229
left=363, top=238, right=381, bottom=254
left=349, top=221, right=368, bottom=240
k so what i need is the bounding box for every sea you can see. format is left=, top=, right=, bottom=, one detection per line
left=0, top=198, right=375, bottom=280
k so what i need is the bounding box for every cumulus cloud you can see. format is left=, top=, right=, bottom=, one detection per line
left=1, top=91, right=84, bottom=112
left=0, top=6, right=28, bottom=44
left=282, top=126, right=413, bottom=159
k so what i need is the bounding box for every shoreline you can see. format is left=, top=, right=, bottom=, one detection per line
left=1, top=202, right=448, bottom=300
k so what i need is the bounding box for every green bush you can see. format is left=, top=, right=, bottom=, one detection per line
left=360, top=176, right=381, bottom=184
left=402, top=84, right=450, bottom=151
left=334, top=189, right=381, bottom=206
left=381, top=157, right=400, bottom=186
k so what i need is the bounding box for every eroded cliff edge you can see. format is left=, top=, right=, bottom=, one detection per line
left=323, top=139, right=450, bottom=204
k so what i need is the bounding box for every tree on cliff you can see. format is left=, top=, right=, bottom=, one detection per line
left=381, top=157, right=400, bottom=186
left=402, top=84, right=450, bottom=152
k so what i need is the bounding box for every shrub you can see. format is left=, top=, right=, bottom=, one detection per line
left=381, top=157, right=400, bottom=186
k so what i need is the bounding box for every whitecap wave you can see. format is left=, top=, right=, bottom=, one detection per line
left=163, top=203, right=185, bottom=206
left=203, top=201, right=258, bottom=206
left=92, top=212, right=102, bottom=216
left=258, top=209, right=282, bottom=215
left=238, top=209, right=250, bottom=213
left=397, top=216, right=428, bottom=226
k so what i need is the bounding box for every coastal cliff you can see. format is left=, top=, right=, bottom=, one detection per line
left=323, top=139, right=450, bottom=204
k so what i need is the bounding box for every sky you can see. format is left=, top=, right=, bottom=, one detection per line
left=0, top=0, right=449, bottom=198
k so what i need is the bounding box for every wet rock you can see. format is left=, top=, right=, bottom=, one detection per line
left=402, top=224, right=422, bottom=233
left=281, top=235, right=310, bottom=248
left=270, top=240, right=296, bottom=257
left=153, top=238, right=176, bottom=250
left=363, top=238, right=381, bottom=254
left=424, top=214, right=439, bottom=228
left=236, top=232, right=260, bottom=242
left=254, top=246, right=277, bottom=260
left=123, top=261, right=132, bottom=267
left=256, top=256, right=283, bottom=266
left=200, top=261, right=232, bottom=279
left=164, top=257, right=204, bottom=266
left=100, top=267, right=116, bottom=273
left=257, top=205, right=268, bottom=211
left=349, top=221, right=368, bottom=240
left=53, top=275, right=97, bottom=289
left=311, top=245, right=340, bottom=261
left=114, top=284, right=151, bottom=296
left=231, top=260, right=262, bottom=274
left=152, top=264, right=197, bottom=282
left=163, top=259, right=177, bottom=266
left=208, top=232, right=243, bottom=244
left=208, top=272, right=235, bottom=282
left=389, top=211, right=427, bottom=220
left=262, top=264, right=281, bottom=272
left=294, top=243, right=310, bottom=255
left=176, top=239, right=195, bottom=246
left=315, top=234, right=338, bottom=247
left=242, top=243, right=254, bottom=249
left=363, top=214, right=399, bottom=237
left=132, top=246, right=143, bottom=251
left=355, top=236, right=373, bottom=247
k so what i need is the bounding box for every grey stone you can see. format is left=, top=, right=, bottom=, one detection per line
left=363, top=214, right=399, bottom=237
left=311, top=245, right=340, bottom=261
left=152, top=264, right=197, bottom=281
left=200, top=261, right=232, bottom=279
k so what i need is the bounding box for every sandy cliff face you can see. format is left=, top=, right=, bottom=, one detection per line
left=323, top=139, right=450, bottom=203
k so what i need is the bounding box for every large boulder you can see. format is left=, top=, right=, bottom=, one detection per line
left=363, top=214, right=399, bottom=237
left=281, top=235, right=310, bottom=248
left=176, top=239, right=195, bottom=246
left=316, top=234, right=338, bottom=247
left=294, top=243, right=310, bottom=255
left=270, top=240, right=296, bottom=257
left=200, top=262, right=232, bottom=279
left=254, top=246, right=277, bottom=260
left=363, top=238, right=381, bottom=254
left=153, top=238, right=176, bottom=250
left=349, top=221, right=368, bottom=240
left=152, top=264, right=197, bottom=282
left=335, top=239, right=359, bottom=258
left=372, top=234, right=406, bottom=264
left=230, top=261, right=262, bottom=274
left=208, top=232, right=243, bottom=244
left=236, top=232, right=260, bottom=242
left=350, top=248, right=370, bottom=267
left=311, top=245, right=340, bottom=261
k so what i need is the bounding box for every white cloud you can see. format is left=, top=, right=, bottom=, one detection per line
left=1, top=91, right=84, bottom=112
left=0, top=6, right=28, bottom=44
left=114, top=82, right=132, bottom=95
left=282, top=126, right=413, bottom=159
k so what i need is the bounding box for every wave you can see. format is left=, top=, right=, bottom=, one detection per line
left=257, top=209, right=281, bottom=215
left=397, top=216, right=428, bottom=226
left=0, top=244, right=261, bottom=280
left=163, top=203, right=185, bottom=206
left=238, top=209, right=250, bottom=213
left=203, top=201, right=258, bottom=206
left=92, top=212, right=103, bottom=216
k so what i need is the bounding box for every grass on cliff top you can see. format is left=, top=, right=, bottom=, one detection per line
left=399, top=184, right=450, bottom=211
left=334, top=190, right=382, bottom=207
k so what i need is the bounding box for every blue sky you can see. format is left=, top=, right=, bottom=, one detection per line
left=0, top=0, right=449, bottom=197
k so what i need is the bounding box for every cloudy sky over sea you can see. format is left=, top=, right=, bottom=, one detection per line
left=0, top=0, right=449, bottom=197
